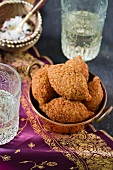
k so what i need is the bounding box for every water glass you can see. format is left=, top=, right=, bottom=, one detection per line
left=61, top=0, right=108, bottom=61
left=0, top=63, right=21, bottom=145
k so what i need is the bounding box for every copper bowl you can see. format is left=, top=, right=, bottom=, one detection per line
left=0, top=0, right=42, bottom=53
left=28, top=63, right=113, bottom=133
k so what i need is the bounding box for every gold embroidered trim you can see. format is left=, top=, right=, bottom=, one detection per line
left=19, top=160, right=58, bottom=170
left=28, top=142, right=35, bottom=149
left=0, top=155, right=11, bottom=161
left=15, top=150, right=21, bottom=154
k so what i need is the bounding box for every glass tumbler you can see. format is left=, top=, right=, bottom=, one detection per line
left=61, top=0, right=108, bottom=61
left=0, top=63, right=21, bottom=145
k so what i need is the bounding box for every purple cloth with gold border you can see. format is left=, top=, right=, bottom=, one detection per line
left=0, top=46, right=113, bottom=170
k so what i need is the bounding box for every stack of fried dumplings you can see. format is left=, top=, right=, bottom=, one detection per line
left=32, top=56, right=103, bottom=124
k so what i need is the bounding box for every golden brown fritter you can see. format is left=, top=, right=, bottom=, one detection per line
left=32, top=65, right=57, bottom=105
left=65, top=56, right=89, bottom=81
left=84, top=76, right=104, bottom=112
left=40, top=97, right=94, bottom=123
left=47, top=64, right=91, bottom=101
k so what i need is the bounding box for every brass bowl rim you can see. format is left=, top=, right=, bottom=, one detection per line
left=0, top=30, right=42, bottom=49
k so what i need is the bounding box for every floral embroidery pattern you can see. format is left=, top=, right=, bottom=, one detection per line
left=0, top=50, right=38, bottom=78
left=0, top=155, right=11, bottom=161
left=28, top=142, right=35, bottom=149
left=17, top=117, right=29, bottom=136
left=70, top=166, right=78, bottom=170
left=15, top=149, right=21, bottom=154
left=20, top=160, right=57, bottom=170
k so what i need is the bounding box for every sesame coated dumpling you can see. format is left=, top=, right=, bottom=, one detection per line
left=65, top=56, right=89, bottom=82
left=47, top=63, right=91, bottom=101
left=40, top=97, right=94, bottom=123
left=32, top=65, right=57, bottom=105
left=84, top=76, right=104, bottom=112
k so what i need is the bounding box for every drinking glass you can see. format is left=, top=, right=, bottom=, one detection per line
left=61, top=0, right=108, bottom=61
left=0, top=63, right=21, bottom=145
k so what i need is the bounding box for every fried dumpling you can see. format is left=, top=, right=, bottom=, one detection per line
left=32, top=65, right=57, bottom=105
left=47, top=64, right=91, bottom=101
left=84, top=76, right=104, bottom=112
left=40, top=97, right=94, bottom=123
left=65, top=56, right=89, bottom=81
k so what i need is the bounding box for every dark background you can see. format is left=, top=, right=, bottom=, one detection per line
left=36, top=0, right=113, bottom=136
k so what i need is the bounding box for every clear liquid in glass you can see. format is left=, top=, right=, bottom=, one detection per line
left=61, top=11, right=105, bottom=61
left=0, top=90, right=19, bottom=145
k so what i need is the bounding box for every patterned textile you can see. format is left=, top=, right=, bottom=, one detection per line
left=0, top=47, right=113, bottom=170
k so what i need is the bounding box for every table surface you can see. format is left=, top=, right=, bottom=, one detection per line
left=36, top=0, right=113, bottom=137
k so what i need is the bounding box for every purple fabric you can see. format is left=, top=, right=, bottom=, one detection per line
left=0, top=49, right=113, bottom=169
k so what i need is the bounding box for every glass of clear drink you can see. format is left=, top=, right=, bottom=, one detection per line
left=0, top=63, right=21, bottom=145
left=61, top=0, right=108, bottom=61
